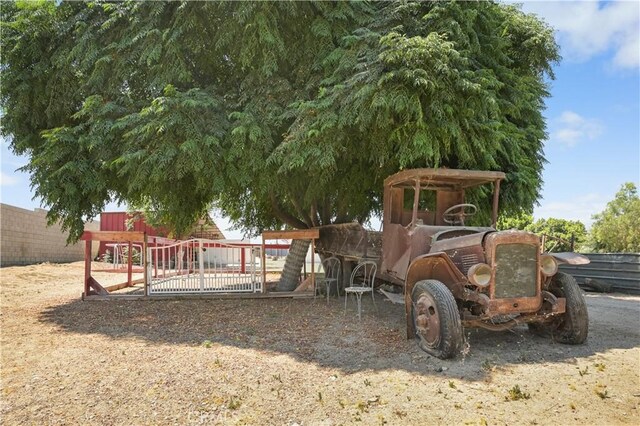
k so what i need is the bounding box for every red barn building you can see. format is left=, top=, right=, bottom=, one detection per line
left=98, top=212, right=225, bottom=259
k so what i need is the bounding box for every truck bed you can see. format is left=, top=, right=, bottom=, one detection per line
left=315, top=223, right=381, bottom=262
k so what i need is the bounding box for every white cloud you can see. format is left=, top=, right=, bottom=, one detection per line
left=0, top=171, right=19, bottom=187
left=549, top=110, right=603, bottom=147
left=519, top=1, right=640, bottom=69
left=613, top=27, right=640, bottom=68
left=534, top=192, right=609, bottom=227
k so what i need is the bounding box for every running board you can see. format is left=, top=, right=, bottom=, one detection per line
left=379, top=289, right=404, bottom=304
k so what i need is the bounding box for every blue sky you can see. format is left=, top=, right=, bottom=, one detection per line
left=1, top=1, right=639, bottom=240
left=520, top=0, right=639, bottom=226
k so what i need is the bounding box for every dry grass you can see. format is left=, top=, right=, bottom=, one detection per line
left=1, top=262, right=639, bottom=425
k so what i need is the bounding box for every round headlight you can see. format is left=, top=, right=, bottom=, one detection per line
left=467, top=263, right=492, bottom=288
left=540, top=254, right=558, bottom=277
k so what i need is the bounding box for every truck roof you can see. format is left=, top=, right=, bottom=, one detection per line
left=384, top=168, right=506, bottom=191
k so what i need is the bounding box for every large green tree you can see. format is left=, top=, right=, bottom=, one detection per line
left=496, top=209, right=534, bottom=232
left=1, top=1, right=559, bottom=241
left=590, top=183, right=640, bottom=253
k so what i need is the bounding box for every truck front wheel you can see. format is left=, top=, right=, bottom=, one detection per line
left=411, top=280, right=463, bottom=359
left=529, top=272, right=589, bottom=344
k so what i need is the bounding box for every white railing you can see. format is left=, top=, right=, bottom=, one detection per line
left=105, top=243, right=144, bottom=268
left=148, top=239, right=262, bottom=294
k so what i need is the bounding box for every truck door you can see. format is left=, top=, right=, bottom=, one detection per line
left=381, top=185, right=412, bottom=281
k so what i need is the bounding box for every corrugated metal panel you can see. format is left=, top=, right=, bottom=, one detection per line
left=559, top=253, right=640, bottom=294
left=100, top=212, right=127, bottom=232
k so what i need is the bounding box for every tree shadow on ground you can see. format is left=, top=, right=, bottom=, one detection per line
left=38, top=292, right=640, bottom=380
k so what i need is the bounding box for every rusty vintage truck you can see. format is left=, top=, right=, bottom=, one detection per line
left=316, top=168, right=589, bottom=359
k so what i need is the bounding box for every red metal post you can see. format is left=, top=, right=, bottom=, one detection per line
left=241, top=248, right=246, bottom=274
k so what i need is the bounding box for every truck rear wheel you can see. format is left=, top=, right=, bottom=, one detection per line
left=411, top=280, right=463, bottom=359
left=529, top=272, right=588, bottom=344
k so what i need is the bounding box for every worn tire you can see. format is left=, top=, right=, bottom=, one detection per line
left=529, top=273, right=588, bottom=344
left=411, top=280, right=463, bottom=359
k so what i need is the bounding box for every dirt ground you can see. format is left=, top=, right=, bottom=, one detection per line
left=1, top=262, right=639, bottom=425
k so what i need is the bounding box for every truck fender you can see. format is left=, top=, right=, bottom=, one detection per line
left=404, top=253, right=467, bottom=339
left=548, top=252, right=590, bottom=265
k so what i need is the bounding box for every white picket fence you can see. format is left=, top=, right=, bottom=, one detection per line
left=148, top=239, right=262, bottom=294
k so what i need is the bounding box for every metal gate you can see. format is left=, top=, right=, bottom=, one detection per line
left=148, top=239, right=262, bottom=294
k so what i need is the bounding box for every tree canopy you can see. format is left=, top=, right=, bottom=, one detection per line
left=1, top=1, right=559, bottom=241
left=497, top=209, right=534, bottom=233
left=590, top=183, right=640, bottom=253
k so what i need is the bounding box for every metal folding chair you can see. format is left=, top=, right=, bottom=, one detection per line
left=344, top=260, right=377, bottom=319
left=315, top=256, right=341, bottom=302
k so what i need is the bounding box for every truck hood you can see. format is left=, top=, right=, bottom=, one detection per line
left=429, top=229, right=495, bottom=253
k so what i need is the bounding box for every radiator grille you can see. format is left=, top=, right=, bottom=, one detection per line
left=494, top=244, right=537, bottom=298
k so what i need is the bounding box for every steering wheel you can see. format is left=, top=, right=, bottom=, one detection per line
left=442, top=203, right=477, bottom=225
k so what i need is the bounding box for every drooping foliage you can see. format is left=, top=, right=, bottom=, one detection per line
left=1, top=1, right=559, bottom=241
left=497, top=209, right=534, bottom=232
left=589, top=183, right=640, bottom=253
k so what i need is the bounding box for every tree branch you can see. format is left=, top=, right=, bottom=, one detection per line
left=290, top=195, right=313, bottom=228
left=320, top=197, right=331, bottom=225
left=310, top=201, right=320, bottom=227
left=335, top=193, right=350, bottom=223
left=269, top=192, right=308, bottom=229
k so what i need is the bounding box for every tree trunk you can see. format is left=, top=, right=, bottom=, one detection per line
left=277, top=239, right=311, bottom=291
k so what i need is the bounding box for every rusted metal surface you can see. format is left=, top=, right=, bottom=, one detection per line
left=435, top=192, right=465, bottom=225
left=431, top=228, right=492, bottom=243
left=403, top=254, right=467, bottom=338
left=551, top=252, right=591, bottom=265
left=404, top=254, right=467, bottom=298
left=262, top=229, right=320, bottom=240
left=380, top=223, right=411, bottom=279
left=463, top=291, right=565, bottom=330
left=431, top=232, right=490, bottom=275
left=414, top=291, right=441, bottom=347
left=462, top=306, right=566, bottom=330
left=316, top=223, right=381, bottom=261
left=315, top=168, right=587, bottom=352
left=384, top=168, right=505, bottom=189
left=491, top=179, right=500, bottom=227
left=380, top=169, right=503, bottom=285
left=483, top=231, right=542, bottom=315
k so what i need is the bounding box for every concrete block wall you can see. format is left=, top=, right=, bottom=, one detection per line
left=0, top=204, right=100, bottom=267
